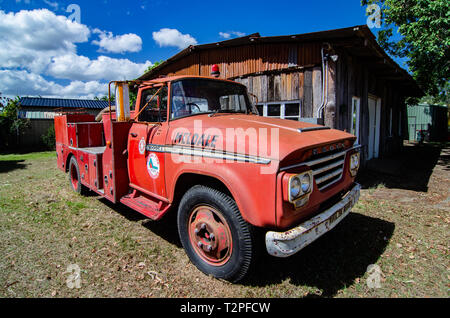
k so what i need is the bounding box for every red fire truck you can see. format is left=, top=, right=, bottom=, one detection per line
left=54, top=75, right=361, bottom=282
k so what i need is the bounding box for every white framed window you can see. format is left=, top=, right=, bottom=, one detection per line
left=351, top=97, right=361, bottom=145
left=256, top=100, right=302, bottom=121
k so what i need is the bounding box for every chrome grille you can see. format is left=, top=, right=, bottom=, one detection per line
left=304, top=150, right=346, bottom=191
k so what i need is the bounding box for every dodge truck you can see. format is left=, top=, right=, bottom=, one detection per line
left=54, top=75, right=361, bottom=282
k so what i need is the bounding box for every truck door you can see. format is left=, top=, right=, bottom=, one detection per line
left=128, top=85, right=169, bottom=199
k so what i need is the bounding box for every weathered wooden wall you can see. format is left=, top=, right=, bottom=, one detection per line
left=153, top=42, right=322, bottom=79
left=149, top=38, right=413, bottom=164
left=233, top=67, right=329, bottom=119
left=335, top=49, right=407, bottom=163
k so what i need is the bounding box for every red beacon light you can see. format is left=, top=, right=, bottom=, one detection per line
left=211, top=64, right=220, bottom=77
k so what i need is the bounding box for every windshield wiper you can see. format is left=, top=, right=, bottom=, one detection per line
left=208, top=110, right=247, bottom=117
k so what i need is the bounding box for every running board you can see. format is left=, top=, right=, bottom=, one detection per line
left=120, top=190, right=170, bottom=221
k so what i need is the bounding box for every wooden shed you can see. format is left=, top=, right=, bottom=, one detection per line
left=139, top=25, right=422, bottom=164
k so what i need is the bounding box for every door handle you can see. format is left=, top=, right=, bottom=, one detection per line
left=130, top=133, right=138, bottom=137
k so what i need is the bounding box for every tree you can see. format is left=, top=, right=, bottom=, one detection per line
left=145, top=60, right=164, bottom=73
left=362, top=0, right=449, bottom=102
left=0, top=97, right=30, bottom=150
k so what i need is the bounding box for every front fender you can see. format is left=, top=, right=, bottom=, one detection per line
left=165, top=156, right=279, bottom=228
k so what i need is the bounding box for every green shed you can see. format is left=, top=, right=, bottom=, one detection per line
left=407, top=104, right=448, bottom=142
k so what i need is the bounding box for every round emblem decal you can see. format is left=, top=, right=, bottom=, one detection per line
left=147, top=153, right=160, bottom=179
left=138, top=137, right=146, bottom=155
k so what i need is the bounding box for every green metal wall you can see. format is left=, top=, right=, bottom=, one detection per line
left=407, top=104, right=448, bottom=141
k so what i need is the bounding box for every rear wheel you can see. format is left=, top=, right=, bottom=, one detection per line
left=68, top=156, right=86, bottom=195
left=177, top=185, right=255, bottom=282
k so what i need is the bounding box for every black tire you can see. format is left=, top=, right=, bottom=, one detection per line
left=68, top=156, right=87, bottom=195
left=177, top=185, right=255, bottom=283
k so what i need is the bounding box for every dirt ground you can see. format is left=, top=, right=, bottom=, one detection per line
left=0, top=142, right=448, bottom=298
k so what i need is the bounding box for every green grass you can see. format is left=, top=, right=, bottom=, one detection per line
left=0, top=151, right=55, bottom=161
left=0, top=150, right=448, bottom=298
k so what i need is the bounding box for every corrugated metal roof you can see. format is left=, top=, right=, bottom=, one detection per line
left=19, top=97, right=110, bottom=109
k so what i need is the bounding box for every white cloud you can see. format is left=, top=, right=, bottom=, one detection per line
left=0, top=9, right=90, bottom=73
left=219, top=32, right=231, bottom=39
left=0, top=9, right=152, bottom=98
left=0, top=69, right=108, bottom=99
left=152, top=28, right=197, bottom=49
left=92, top=29, right=143, bottom=54
left=47, top=54, right=152, bottom=81
left=219, top=31, right=246, bottom=39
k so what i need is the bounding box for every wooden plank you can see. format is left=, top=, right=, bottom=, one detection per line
left=261, top=75, right=268, bottom=103
left=303, top=69, right=313, bottom=117
left=324, top=60, right=337, bottom=129
left=248, top=75, right=253, bottom=97
left=273, top=74, right=281, bottom=102
left=267, top=74, right=274, bottom=102
left=312, top=66, right=322, bottom=117
left=291, top=72, right=299, bottom=100
left=254, top=76, right=261, bottom=102
left=298, top=71, right=304, bottom=101
left=286, top=73, right=292, bottom=100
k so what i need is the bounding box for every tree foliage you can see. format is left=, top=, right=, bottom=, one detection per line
left=41, top=125, right=55, bottom=150
left=145, top=60, right=165, bottom=73
left=362, top=0, right=449, bottom=102
left=0, top=96, right=30, bottom=150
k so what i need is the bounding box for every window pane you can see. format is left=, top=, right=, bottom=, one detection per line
left=139, top=86, right=168, bottom=122
left=170, top=79, right=251, bottom=119
left=267, top=104, right=281, bottom=117
left=285, top=103, right=300, bottom=117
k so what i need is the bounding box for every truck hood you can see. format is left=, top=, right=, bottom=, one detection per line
left=168, top=114, right=356, bottom=162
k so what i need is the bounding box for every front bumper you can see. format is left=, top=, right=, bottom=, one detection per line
left=266, top=183, right=361, bottom=257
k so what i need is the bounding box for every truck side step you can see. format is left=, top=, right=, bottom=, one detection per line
left=120, top=190, right=170, bottom=221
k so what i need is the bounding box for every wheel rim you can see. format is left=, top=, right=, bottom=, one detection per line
left=188, top=205, right=233, bottom=266
left=70, top=163, right=78, bottom=190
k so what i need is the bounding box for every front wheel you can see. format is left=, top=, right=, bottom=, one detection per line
left=177, top=185, right=255, bottom=283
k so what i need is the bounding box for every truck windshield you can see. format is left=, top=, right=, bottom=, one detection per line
left=170, top=79, right=252, bottom=119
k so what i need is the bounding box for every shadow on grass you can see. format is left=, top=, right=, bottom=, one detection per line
left=99, top=195, right=393, bottom=297
left=244, top=212, right=395, bottom=297
left=357, top=142, right=447, bottom=192
left=98, top=197, right=182, bottom=248
left=0, top=160, right=28, bottom=173
left=97, top=195, right=393, bottom=297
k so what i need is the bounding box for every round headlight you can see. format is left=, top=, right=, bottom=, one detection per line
left=350, top=154, right=359, bottom=170
left=290, top=177, right=301, bottom=199
left=300, top=173, right=311, bottom=193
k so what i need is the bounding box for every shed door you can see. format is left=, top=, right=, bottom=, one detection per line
left=368, top=96, right=381, bottom=160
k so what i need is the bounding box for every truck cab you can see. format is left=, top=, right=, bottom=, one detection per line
left=55, top=75, right=361, bottom=282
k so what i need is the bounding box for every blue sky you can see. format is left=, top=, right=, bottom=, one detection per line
left=0, top=0, right=386, bottom=99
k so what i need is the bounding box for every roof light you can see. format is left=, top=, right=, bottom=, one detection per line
left=211, top=64, right=220, bottom=77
